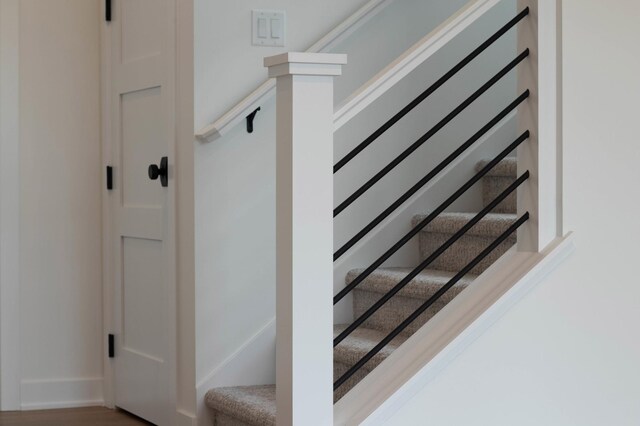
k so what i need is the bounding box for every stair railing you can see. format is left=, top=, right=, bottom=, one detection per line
left=264, top=0, right=558, bottom=421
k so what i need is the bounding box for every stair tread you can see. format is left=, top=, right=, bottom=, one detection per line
left=205, top=384, right=276, bottom=426
left=346, top=267, right=476, bottom=300
left=412, top=212, right=517, bottom=237
left=475, top=157, right=516, bottom=177
left=205, top=325, right=401, bottom=424
left=334, top=324, right=407, bottom=369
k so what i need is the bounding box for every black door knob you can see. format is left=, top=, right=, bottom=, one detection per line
left=148, top=156, right=168, bottom=187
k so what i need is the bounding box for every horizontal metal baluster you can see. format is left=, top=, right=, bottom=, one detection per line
left=334, top=90, right=529, bottom=261
left=333, top=8, right=530, bottom=174
left=334, top=130, right=529, bottom=305
left=334, top=172, right=529, bottom=347
left=334, top=49, right=529, bottom=217
left=334, top=212, right=530, bottom=391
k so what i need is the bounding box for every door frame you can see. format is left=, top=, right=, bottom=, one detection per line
left=100, top=1, right=195, bottom=422
left=0, top=0, right=22, bottom=410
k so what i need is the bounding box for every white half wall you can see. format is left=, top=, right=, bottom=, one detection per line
left=2, top=0, right=103, bottom=410
left=381, top=1, right=640, bottom=424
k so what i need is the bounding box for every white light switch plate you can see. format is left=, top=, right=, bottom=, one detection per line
left=252, top=10, right=286, bottom=47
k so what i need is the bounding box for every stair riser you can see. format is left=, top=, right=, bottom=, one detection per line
left=482, top=175, right=516, bottom=214
left=353, top=289, right=458, bottom=336
left=334, top=361, right=373, bottom=401
left=418, top=232, right=515, bottom=274
left=213, top=412, right=254, bottom=426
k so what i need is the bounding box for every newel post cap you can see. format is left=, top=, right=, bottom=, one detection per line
left=264, top=52, right=347, bottom=78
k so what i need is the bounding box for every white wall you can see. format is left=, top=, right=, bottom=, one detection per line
left=385, top=1, right=640, bottom=424
left=14, top=0, right=103, bottom=410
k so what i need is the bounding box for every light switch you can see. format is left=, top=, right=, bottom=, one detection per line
left=271, top=19, right=282, bottom=39
left=257, top=18, right=268, bottom=38
left=252, top=10, right=286, bottom=47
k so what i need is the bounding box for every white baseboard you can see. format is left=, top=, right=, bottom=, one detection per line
left=20, top=378, right=104, bottom=410
left=177, top=408, right=197, bottom=426
left=196, top=318, right=276, bottom=426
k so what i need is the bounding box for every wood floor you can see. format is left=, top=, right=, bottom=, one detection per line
left=0, top=406, right=151, bottom=426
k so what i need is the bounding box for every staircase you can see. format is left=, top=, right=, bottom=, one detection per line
left=205, top=158, right=518, bottom=425
left=195, top=0, right=563, bottom=422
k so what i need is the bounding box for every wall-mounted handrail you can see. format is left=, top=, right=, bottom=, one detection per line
left=195, top=0, right=395, bottom=143
left=332, top=0, right=503, bottom=132
left=196, top=0, right=507, bottom=143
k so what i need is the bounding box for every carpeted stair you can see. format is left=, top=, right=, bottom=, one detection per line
left=205, top=158, right=517, bottom=425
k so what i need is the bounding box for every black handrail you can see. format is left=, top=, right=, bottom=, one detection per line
left=333, top=8, right=530, bottom=174
left=334, top=171, right=529, bottom=347
left=333, top=90, right=529, bottom=261
left=333, top=211, right=530, bottom=391
left=333, top=49, right=529, bottom=217
left=333, top=130, right=529, bottom=305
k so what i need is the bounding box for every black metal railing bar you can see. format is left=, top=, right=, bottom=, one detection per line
left=333, top=171, right=530, bottom=347
left=333, top=7, right=530, bottom=174
left=333, top=49, right=530, bottom=217
left=333, top=90, right=530, bottom=261
left=333, top=211, right=530, bottom=390
left=333, top=130, right=530, bottom=305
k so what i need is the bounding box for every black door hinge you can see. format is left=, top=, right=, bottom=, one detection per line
left=106, top=166, right=113, bottom=190
left=108, top=334, right=115, bottom=358
left=105, top=0, right=112, bottom=22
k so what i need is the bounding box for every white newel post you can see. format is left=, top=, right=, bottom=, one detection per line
left=517, top=0, right=559, bottom=252
left=265, top=52, right=347, bottom=425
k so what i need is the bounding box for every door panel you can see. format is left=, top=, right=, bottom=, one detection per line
left=109, top=0, right=176, bottom=424
left=121, top=0, right=163, bottom=63
left=121, top=86, right=164, bottom=207
left=122, top=237, right=165, bottom=359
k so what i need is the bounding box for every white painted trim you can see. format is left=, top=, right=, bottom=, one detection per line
left=555, top=0, right=563, bottom=238
left=265, top=53, right=347, bottom=78
left=176, top=409, right=197, bottom=426
left=334, top=233, right=575, bottom=425
left=175, top=0, right=197, bottom=420
left=196, top=319, right=275, bottom=426
left=100, top=0, right=115, bottom=410
left=20, top=378, right=104, bottom=411
left=333, top=0, right=501, bottom=131
left=196, top=318, right=275, bottom=391
left=0, top=0, right=21, bottom=410
left=267, top=53, right=342, bottom=426
left=517, top=0, right=560, bottom=251
left=195, top=0, right=395, bottom=142
left=264, top=52, right=348, bottom=68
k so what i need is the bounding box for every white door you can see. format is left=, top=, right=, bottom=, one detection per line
left=107, top=1, right=176, bottom=424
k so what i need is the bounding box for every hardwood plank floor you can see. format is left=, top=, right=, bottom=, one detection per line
left=0, top=406, right=151, bottom=426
